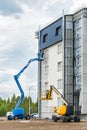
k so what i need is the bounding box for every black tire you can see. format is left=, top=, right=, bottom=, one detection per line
left=8, top=115, right=13, bottom=120
left=77, top=116, right=80, bottom=122
left=52, top=115, right=57, bottom=122
left=25, top=114, right=30, bottom=120
left=74, top=116, right=80, bottom=122
left=67, top=117, right=71, bottom=122
left=8, top=116, right=12, bottom=120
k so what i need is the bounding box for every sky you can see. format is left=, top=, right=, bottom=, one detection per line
left=0, top=0, right=87, bottom=102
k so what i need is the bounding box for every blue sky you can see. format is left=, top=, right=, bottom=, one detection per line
left=0, top=0, right=87, bottom=101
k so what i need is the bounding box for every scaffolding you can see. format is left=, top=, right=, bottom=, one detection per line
left=64, top=15, right=74, bottom=105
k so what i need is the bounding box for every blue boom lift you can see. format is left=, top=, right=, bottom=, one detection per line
left=7, top=53, right=43, bottom=120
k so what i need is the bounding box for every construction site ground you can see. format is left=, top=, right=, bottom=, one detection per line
left=0, top=117, right=87, bottom=130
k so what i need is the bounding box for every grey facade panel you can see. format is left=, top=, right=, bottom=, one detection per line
left=64, top=15, right=74, bottom=105
left=40, top=18, right=62, bottom=50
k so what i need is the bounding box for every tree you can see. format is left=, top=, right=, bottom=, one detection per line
left=21, top=96, right=29, bottom=114
left=0, top=95, right=38, bottom=116
left=0, top=105, right=7, bottom=116
left=33, top=100, right=38, bottom=113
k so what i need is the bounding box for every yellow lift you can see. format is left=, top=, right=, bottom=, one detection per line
left=40, top=85, right=80, bottom=122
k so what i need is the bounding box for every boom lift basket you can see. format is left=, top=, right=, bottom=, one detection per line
left=39, top=90, right=53, bottom=100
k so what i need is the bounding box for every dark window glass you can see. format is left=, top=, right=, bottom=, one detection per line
left=43, top=34, right=48, bottom=43
left=55, top=27, right=61, bottom=36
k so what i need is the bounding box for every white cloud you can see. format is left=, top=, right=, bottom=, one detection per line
left=21, top=3, right=31, bottom=14
left=0, top=67, right=17, bottom=75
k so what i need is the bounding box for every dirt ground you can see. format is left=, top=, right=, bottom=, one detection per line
left=0, top=117, right=87, bottom=130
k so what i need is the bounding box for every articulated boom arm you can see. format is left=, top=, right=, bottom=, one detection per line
left=50, top=85, right=68, bottom=106
left=40, top=85, right=68, bottom=106
left=14, top=53, right=44, bottom=108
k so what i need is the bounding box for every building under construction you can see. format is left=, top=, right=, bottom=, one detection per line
left=37, top=8, right=87, bottom=119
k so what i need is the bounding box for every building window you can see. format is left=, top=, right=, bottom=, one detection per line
left=74, top=19, right=81, bottom=29
left=57, top=79, right=62, bottom=89
left=55, top=26, right=61, bottom=36
left=43, top=33, right=48, bottom=43
left=43, top=49, right=49, bottom=64
left=45, top=65, right=48, bottom=73
left=45, top=73, right=48, bottom=81
left=57, top=61, right=62, bottom=71
left=45, top=82, right=48, bottom=89
left=57, top=43, right=62, bottom=53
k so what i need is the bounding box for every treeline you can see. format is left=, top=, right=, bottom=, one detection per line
left=0, top=94, right=38, bottom=116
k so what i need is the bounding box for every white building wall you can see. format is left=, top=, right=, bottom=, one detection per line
left=81, top=14, right=87, bottom=114
left=40, top=41, right=63, bottom=118
left=74, top=9, right=87, bottom=115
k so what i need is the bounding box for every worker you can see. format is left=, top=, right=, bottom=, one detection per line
left=46, top=90, right=49, bottom=99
